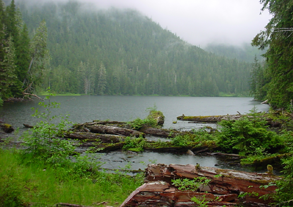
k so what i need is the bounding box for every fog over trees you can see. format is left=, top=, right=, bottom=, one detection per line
left=1, top=0, right=264, bottom=101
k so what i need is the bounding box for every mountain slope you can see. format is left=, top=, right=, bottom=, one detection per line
left=16, top=0, right=252, bottom=96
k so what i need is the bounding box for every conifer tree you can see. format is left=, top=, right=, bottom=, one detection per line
left=0, top=36, right=17, bottom=99
left=24, top=20, right=48, bottom=93
left=97, top=62, right=107, bottom=95
left=252, top=0, right=293, bottom=108
left=16, top=24, right=30, bottom=82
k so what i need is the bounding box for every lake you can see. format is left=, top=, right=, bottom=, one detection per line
left=0, top=96, right=270, bottom=172
left=0, top=96, right=269, bottom=131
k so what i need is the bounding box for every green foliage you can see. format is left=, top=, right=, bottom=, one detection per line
left=171, top=129, right=215, bottom=148
left=205, top=43, right=265, bottom=63
left=172, top=177, right=210, bottom=191
left=18, top=0, right=252, bottom=96
left=191, top=195, right=209, bottom=207
left=129, top=117, right=157, bottom=130
left=122, top=137, right=146, bottom=152
left=21, top=94, right=74, bottom=166
left=250, top=57, right=270, bottom=101
left=216, top=109, right=284, bottom=155
left=21, top=91, right=103, bottom=177
left=274, top=156, right=293, bottom=206
left=252, top=0, right=293, bottom=109
left=0, top=149, right=143, bottom=206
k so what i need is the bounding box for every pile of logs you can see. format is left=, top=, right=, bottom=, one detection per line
left=121, top=164, right=280, bottom=207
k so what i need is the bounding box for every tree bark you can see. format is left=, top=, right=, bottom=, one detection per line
left=141, top=127, right=179, bottom=138
left=65, top=132, right=125, bottom=143
left=121, top=164, right=280, bottom=206
left=88, top=124, right=144, bottom=137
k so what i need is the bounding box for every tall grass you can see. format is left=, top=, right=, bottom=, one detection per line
left=0, top=149, right=143, bottom=207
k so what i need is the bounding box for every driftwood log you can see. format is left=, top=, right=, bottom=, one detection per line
left=65, top=132, right=125, bottom=143
left=121, top=164, right=280, bottom=206
left=177, top=114, right=242, bottom=122
left=141, top=127, right=179, bottom=138
left=88, top=124, right=144, bottom=137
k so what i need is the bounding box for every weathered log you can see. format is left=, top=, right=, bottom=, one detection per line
left=65, top=132, right=125, bottom=143
left=92, top=120, right=126, bottom=125
left=89, top=124, right=144, bottom=137
left=23, top=123, right=33, bottom=128
left=0, top=123, right=14, bottom=133
left=141, top=127, right=179, bottom=138
left=121, top=164, right=280, bottom=206
left=177, top=114, right=242, bottom=122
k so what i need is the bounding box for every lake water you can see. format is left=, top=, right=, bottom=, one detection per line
left=0, top=96, right=270, bottom=172
left=0, top=96, right=269, bottom=130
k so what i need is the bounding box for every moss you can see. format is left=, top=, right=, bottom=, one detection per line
left=1, top=123, right=14, bottom=133
left=127, top=148, right=143, bottom=152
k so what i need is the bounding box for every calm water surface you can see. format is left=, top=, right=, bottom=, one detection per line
left=0, top=96, right=269, bottom=130
left=0, top=96, right=269, bottom=172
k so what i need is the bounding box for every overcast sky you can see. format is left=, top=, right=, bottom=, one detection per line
left=40, top=0, right=272, bottom=47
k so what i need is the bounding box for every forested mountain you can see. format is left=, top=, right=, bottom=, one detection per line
left=14, top=0, right=253, bottom=96
left=204, top=43, right=265, bottom=63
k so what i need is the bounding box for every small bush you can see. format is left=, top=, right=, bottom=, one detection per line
left=216, top=111, right=284, bottom=155
left=122, top=137, right=146, bottom=152
left=129, top=118, right=157, bottom=130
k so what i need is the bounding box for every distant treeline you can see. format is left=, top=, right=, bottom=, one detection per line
left=15, top=0, right=254, bottom=96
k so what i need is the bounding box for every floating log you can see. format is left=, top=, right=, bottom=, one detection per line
left=141, top=127, right=179, bottom=138
left=121, top=164, right=280, bottom=206
left=91, top=120, right=127, bottom=126
left=23, top=123, right=33, bottom=128
left=88, top=124, right=144, bottom=137
left=177, top=114, right=242, bottom=122
left=65, top=132, right=125, bottom=143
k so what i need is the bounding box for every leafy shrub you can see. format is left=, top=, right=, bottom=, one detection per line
left=216, top=111, right=284, bottom=155
left=129, top=118, right=157, bottom=130
left=172, top=177, right=210, bottom=191
left=122, top=137, right=146, bottom=152
left=21, top=91, right=103, bottom=177
left=274, top=156, right=293, bottom=205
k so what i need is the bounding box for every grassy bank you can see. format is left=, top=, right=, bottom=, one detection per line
left=0, top=149, right=143, bottom=207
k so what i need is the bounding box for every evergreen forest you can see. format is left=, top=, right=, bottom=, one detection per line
left=3, top=0, right=255, bottom=98
left=0, top=0, right=48, bottom=104
left=251, top=0, right=293, bottom=109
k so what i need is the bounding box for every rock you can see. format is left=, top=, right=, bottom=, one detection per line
left=0, top=123, right=14, bottom=133
left=186, top=149, right=195, bottom=155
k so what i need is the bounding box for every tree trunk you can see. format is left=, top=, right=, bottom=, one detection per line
left=121, top=164, right=280, bottom=206
left=65, top=132, right=125, bottom=143
left=88, top=124, right=144, bottom=137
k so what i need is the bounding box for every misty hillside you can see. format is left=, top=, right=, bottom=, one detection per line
left=15, top=0, right=252, bottom=96
left=205, top=43, right=265, bottom=63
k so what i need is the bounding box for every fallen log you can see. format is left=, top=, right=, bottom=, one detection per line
left=23, top=124, right=33, bottom=128
left=141, top=127, right=179, bottom=138
left=121, top=164, right=281, bottom=206
left=65, top=132, right=125, bottom=143
left=177, top=114, right=241, bottom=122
left=89, top=124, right=144, bottom=137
